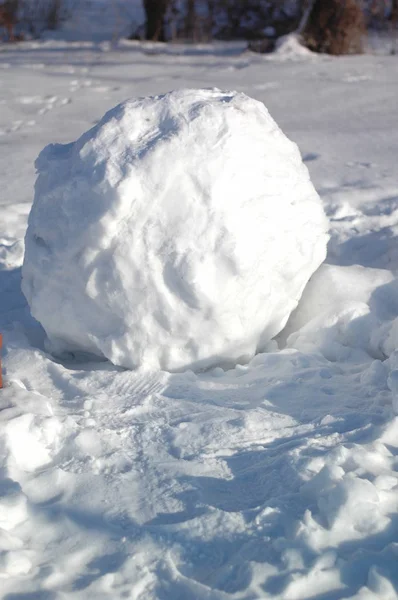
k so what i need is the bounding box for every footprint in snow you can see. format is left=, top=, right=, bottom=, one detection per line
left=343, top=74, right=372, bottom=83
left=18, top=96, right=44, bottom=105
left=69, top=79, right=92, bottom=93
left=346, top=161, right=375, bottom=169
left=37, top=96, right=71, bottom=115
left=303, top=152, right=320, bottom=162
left=92, top=86, right=111, bottom=93
left=253, top=82, right=279, bottom=90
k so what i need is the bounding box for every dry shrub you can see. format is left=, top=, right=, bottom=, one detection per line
left=303, top=0, right=366, bottom=55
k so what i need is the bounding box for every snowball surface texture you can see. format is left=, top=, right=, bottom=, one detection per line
left=22, top=89, right=328, bottom=371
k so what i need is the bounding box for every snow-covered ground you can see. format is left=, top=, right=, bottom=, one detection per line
left=1, top=35, right=398, bottom=599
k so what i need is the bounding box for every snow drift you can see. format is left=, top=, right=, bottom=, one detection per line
left=22, top=88, right=328, bottom=371
left=282, top=263, right=398, bottom=362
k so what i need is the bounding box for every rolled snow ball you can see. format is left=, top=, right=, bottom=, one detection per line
left=22, top=89, right=328, bottom=372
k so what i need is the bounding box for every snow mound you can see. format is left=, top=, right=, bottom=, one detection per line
left=283, top=264, right=398, bottom=362
left=22, top=88, right=328, bottom=371
left=274, top=34, right=314, bottom=60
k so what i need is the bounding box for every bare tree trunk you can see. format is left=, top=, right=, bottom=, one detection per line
left=143, top=0, right=169, bottom=41
left=391, top=0, right=398, bottom=53
left=185, top=0, right=196, bottom=40
left=297, top=0, right=317, bottom=34
left=206, top=0, right=214, bottom=41
left=47, top=0, right=62, bottom=30
left=302, top=0, right=366, bottom=55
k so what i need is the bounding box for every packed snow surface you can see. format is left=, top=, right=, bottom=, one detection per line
left=2, top=31, right=398, bottom=600
left=22, top=88, right=328, bottom=371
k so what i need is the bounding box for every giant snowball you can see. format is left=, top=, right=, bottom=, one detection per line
left=22, top=89, right=328, bottom=371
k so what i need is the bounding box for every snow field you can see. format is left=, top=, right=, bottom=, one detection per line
left=1, top=37, right=398, bottom=598
left=1, top=332, right=398, bottom=598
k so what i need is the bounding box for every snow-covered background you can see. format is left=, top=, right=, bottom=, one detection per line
left=1, top=12, right=398, bottom=600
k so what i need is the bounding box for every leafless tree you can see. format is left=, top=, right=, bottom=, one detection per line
left=302, top=0, right=366, bottom=54
left=391, top=0, right=398, bottom=52
left=143, top=0, right=170, bottom=41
